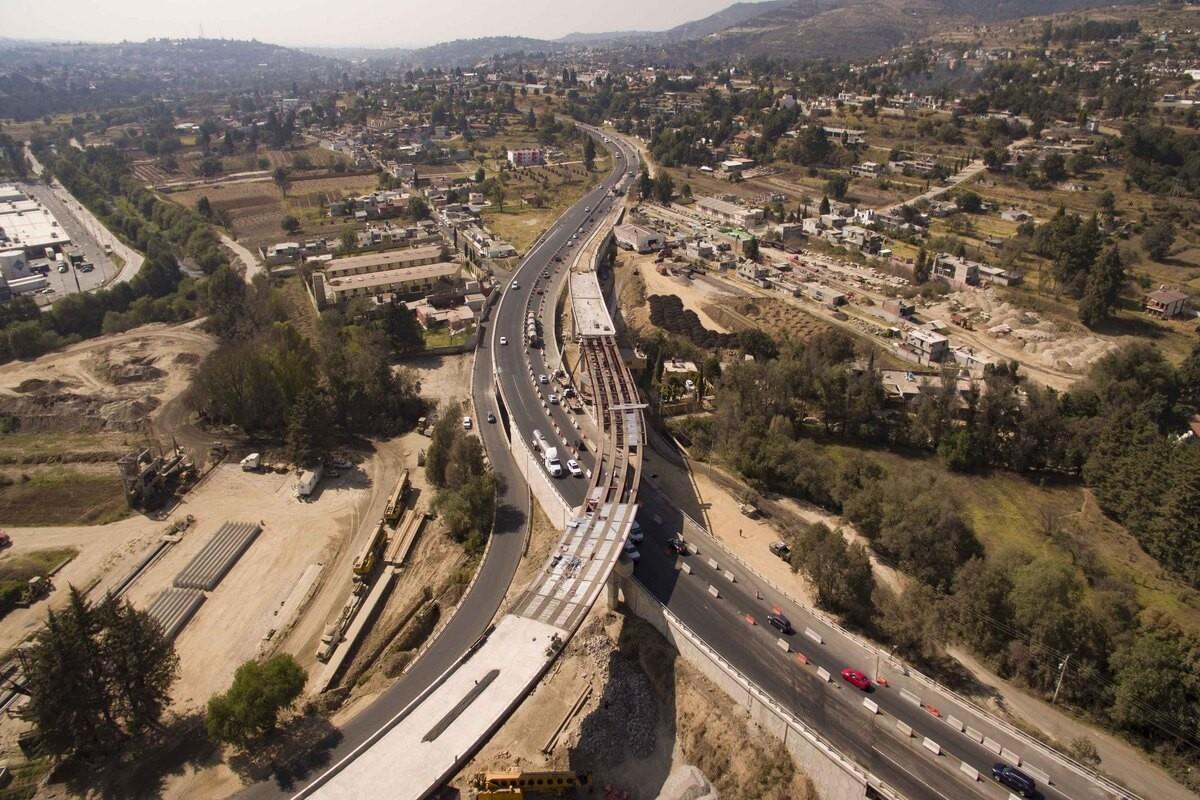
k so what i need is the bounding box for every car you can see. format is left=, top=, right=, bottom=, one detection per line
left=539, top=374, right=549, bottom=384
left=78, top=263, right=94, bottom=272
left=542, top=271, right=551, bottom=279
left=623, top=548, right=641, bottom=563
left=548, top=393, right=559, bottom=405
left=767, top=614, right=793, bottom=635
left=462, top=416, right=472, bottom=430
left=330, top=457, right=353, bottom=470
left=487, top=411, right=497, bottom=424
left=992, top=764, right=1036, bottom=797
left=628, top=527, right=644, bottom=544
left=666, top=536, right=686, bottom=554
left=510, top=281, right=519, bottom=290
left=499, top=336, right=508, bottom=345
left=585, top=206, right=591, bottom=212
left=57, top=264, right=68, bottom=273
left=840, top=668, right=871, bottom=691
left=566, top=459, right=582, bottom=477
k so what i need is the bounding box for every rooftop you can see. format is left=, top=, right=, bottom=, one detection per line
left=325, top=261, right=459, bottom=292
left=324, top=244, right=445, bottom=277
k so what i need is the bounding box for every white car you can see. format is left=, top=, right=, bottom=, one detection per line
left=462, top=416, right=472, bottom=430
left=548, top=393, right=559, bottom=405
left=539, top=374, right=549, bottom=385
left=499, top=336, right=508, bottom=346
left=510, top=281, right=519, bottom=290
left=566, top=459, right=582, bottom=477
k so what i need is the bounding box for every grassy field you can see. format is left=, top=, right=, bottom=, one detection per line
left=0, top=466, right=129, bottom=526
left=482, top=164, right=600, bottom=254
left=800, top=440, right=1200, bottom=633
left=421, top=327, right=470, bottom=349
left=0, top=547, right=78, bottom=584
left=0, top=431, right=126, bottom=463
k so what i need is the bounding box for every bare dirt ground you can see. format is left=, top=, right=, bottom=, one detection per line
left=925, top=287, right=1118, bottom=387
left=715, top=295, right=834, bottom=344
left=633, top=255, right=738, bottom=334
left=450, top=606, right=815, bottom=800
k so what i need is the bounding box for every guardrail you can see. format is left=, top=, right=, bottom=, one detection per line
left=656, top=484, right=1143, bottom=800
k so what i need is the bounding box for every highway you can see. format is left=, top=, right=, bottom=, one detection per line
left=237, top=131, right=635, bottom=800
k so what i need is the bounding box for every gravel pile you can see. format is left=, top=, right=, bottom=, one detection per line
left=571, top=637, right=659, bottom=768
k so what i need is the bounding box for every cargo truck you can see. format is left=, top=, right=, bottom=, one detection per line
left=294, top=463, right=324, bottom=499
left=543, top=447, right=564, bottom=477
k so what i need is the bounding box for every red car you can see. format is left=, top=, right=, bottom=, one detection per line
left=841, top=668, right=871, bottom=691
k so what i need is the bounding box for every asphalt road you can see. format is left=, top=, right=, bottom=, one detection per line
left=236, top=128, right=634, bottom=800
left=489, top=128, right=638, bottom=506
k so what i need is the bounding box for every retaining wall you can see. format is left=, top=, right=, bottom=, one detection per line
left=507, top=415, right=572, bottom=529
left=618, top=574, right=874, bottom=800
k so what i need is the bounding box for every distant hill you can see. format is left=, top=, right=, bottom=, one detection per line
left=558, top=1, right=794, bottom=46
left=667, top=0, right=1154, bottom=62
left=403, top=36, right=570, bottom=68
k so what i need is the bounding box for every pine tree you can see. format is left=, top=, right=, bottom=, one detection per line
left=818, top=195, right=830, bottom=215
left=913, top=248, right=930, bottom=284
left=1078, top=245, right=1124, bottom=328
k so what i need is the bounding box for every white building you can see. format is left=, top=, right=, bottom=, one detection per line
left=507, top=149, right=544, bottom=167
left=613, top=224, right=664, bottom=253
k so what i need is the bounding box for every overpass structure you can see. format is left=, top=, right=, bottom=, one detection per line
left=294, top=126, right=1147, bottom=800
left=300, top=128, right=643, bottom=800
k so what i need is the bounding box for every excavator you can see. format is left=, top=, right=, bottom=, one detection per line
left=471, top=770, right=592, bottom=799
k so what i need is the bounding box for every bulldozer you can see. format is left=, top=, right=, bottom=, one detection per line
left=471, top=770, right=591, bottom=799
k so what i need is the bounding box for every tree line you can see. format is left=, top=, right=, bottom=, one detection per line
left=424, top=402, right=500, bottom=553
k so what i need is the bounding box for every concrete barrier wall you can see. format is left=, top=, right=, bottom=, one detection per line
left=619, top=574, right=879, bottom=800
left=507, top=417, right=572, bottom=529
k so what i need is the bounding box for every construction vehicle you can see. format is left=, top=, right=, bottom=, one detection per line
left=383, top=469, right=411, bottom=525
left=16, top=577, right=51, bottom=608
left=352, top=520, right=387, bottom=577
left=472, top=770, right=591, bottom=799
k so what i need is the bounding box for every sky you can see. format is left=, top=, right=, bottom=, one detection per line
left=2, top=0, right=766, bottom=49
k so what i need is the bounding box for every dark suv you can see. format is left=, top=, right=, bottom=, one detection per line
left=992, top=764, right=1036, bottom=797
left=767, top=613, right=793, bottom=635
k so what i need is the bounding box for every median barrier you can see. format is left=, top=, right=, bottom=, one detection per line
left=795, top=653, right=809, bottom=666
left=707, top=557, right=719, bottom=570
left=922, top=737, right=941, bottom=756
left=959, top=762, right=980, bottom=781
left=816, top=666, right=832, bottom=682
left=803, top=627, right=823, bottom=645
left=723, top=570, right=736, bottom=582
left=680, top=562, right=692, bottom=575
left=900, top=688, right=921, bottom=706
left=862, top=698, right=879, bottom=714
left=965, top=726, right=984, bottom=743
left=1000, top=747, right=1022, bottom=766
left=707, top=584, right=720, bottom=598
left=774, top=636, right=791, bottom=653
left=1022, top=764, right=1050, bottom=785
left=983, top=736, right=1004, bottom=755
left=895, top=721, right=913, bottom=738
left=744, top=614, right=756, bottom=626
left=945, top=715, right=964, bottom=732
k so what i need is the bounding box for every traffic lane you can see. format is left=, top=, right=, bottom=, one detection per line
left=631, top=537, right=984, bottom=800
left=636, top=485, right=1076, bottom=800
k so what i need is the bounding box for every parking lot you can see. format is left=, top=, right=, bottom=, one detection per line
left=12, top=181, right=125, bottom=303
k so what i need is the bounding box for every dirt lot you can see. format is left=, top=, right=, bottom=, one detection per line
left=166, top=173, right=379, bottom=253
left=451, top=607, right=815, bottom=800
left=0, top=323, right=217, bottom=525
left=715, top=295, right=834, bottom=345
left=633, top=255, right=737, bottom=334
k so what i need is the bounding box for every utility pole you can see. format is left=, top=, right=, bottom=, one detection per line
left=1051, top=654, right=1072, bottom=705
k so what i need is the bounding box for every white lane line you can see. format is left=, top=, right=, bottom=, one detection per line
left=870, top=746, right=960, bottom=800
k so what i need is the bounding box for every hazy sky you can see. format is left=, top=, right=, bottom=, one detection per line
left=2, top=0, right=764, bottom=49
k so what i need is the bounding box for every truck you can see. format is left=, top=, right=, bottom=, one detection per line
left=240, top=453, right=262, bottom=471
left=294, top=463, right=324, bottom=499
left=543, top=447, right=564, bottom=477
left=532, top=430, right=549, bottom=454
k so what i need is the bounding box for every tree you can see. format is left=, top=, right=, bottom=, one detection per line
left=638, top=168, right=653, bottom=200
left=818, top=195, right=831, bottom=215
left=198, top=156, right=222, bottom=178
left=743, top=237, right=759, bottom=262
left=382, top=301, right=424, bottom=354
left=951, top=557, right=1014, bottom=654
left=791, top=523, right=874, bottom=624
left=281, top=214, right=301, bottom=235
left=407, top=195, right=431, bottom=220
left=1041, top=153, right=1068, bottom=183
left=205, top=655, right=307, bottom=748
left=272, top=166, right=291, bottom=198
left=196, top=196, right=212, bottom=218
left=474, top=166, right=485, bottom=183
left=913, top=248, right=930, bottom=284
left=583, top=136, right=596, bottom=172
left=24, top=588, right=179, bottom=758
left=653, top=171, right=675, bottom=205
left=1142, top=220, right=1175, bottom=262
left=286, top=389, right=331, bottom=466
left=425, top=405, right=461, bottom=488
left=526, top=109, right=537, bottom=129
left=824, top=174, right=849, bottom=201
left=956, top=191, right=983, bottom=213
left=1078, top=245, right=1124, bottom=327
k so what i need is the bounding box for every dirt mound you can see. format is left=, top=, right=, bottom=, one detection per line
left=172, top=352, right=201, bottom=366
left=91, top=352, right=167, bottom=386
left=14, top=378, right=73, bottom=394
